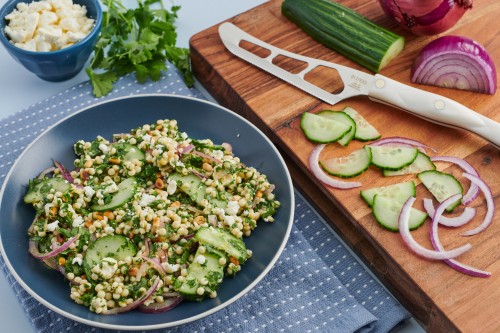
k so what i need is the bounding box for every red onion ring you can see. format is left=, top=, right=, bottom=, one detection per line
left=423, top=198, right=476, bottom=227
left=430, top=156, right=479, bottom=205
left=102, top=277, right=161, bottom=315
left=138, top=294, right=183, bottom=313
left=430, top=194, right=491, bottom=277
left=221, top=142, right=232, bottom=153
left=141, top=255, right=166, bottom=276
left=309, top=144, right=361, bottom=189
left=53, top=160, right=74, bottom=183
left=28, top=236, right=78, bottom=260
left=369, top=136, right=437, bottom=153
left=398, top=197, right=471, bottom=260
left=37, top=167, right=55, bottom=179
left=461, top=173, right=495, bottom=237
left=192, top=150, right=222, bottom=164
left=179, top=144, right=194, bottom=155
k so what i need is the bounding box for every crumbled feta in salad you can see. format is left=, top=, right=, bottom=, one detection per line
left=24, top=119, right=280, bottom=314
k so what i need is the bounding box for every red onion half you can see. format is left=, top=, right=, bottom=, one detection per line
left=398, top=196, right=472, bottom=260
left=430, top=194, right=491, bottom=277
left=309, top=144, right=362, bottom=189
left=379, top=0, right=473, bottom=36
left=411, top=36, right=497, bottom=94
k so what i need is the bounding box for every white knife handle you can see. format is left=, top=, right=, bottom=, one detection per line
left=368, top=74, right=500, bottom=148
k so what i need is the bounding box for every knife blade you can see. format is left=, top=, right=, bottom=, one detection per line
left=218, top=22, right=500, bottom=149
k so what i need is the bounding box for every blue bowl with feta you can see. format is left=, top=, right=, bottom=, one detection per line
left=0, top=0, right=102, bottom=81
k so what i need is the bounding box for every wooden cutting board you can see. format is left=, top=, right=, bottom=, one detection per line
left=189, top=0, right=500, bottom=331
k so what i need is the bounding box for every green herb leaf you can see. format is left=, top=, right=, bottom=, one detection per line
left=86, top=0, right=193, bottom=97
left=86, top=69, right=118, bottom=98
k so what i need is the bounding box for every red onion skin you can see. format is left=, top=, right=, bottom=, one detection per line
left=378, top=0, right=473, bottom=36
left=411, top=36, right=497, bottom=94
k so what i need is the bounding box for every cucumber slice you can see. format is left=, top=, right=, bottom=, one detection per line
left=195, top=227, right=248, bottom=264
left=83, top=235, right=136, bottom=278
left=360, top=181, right=416, bottom=207
left=342, top=107, right=381, bottom=141
left=369, top=146, right=418, bottom=171
left=24, top=177, right=70, bottom=204
left=91, top=177, right=137, bottom=211
left=300, top=112, right=351, bottom=143
left=114, top=142, right=145, bottom=162
left=418, top=170, right=463, bottom=212
left=372, top=195, right=427, bottom=232
left=169, top=173, right=229, bottom=208
left=317, top=110, right=356, bottom=146
left=177, top=246, right=226, bottom=301
left=320, top=147, right=371, bottom=178
left=383, top=152, right=436, bottom=177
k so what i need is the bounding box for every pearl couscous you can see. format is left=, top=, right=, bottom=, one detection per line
left=25, top=119, right=280, bottom=314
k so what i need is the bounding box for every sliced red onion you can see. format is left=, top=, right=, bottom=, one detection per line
left=28, top=236, right=78, bottom=260
left=430, top=194, right=491, bottom=277
left=430, top=155, right=479, bottom=205
left=102, top=277, right=161, bottom=315
left=179, top=144, right=194, bottom=155
left=53, top=160, right=74, bottom=183
left=138, top=294, right=183, bottom=313
left=141, top=255, right=166, bottom=276
left=461, top=173, right=495, bottom=236
left=41, top=257, right=58, bottom=270
left=192, top=170, right=207, bottom=180
left=379, top=0, right=472, bottom=36
left=221, top=142, right=232, bottom=153
left=423, top=198, right=476, bottom=227
left=192, top=150, right=222, bottom=164
left=399, top=197, right=471, bottom=260
left=309, top=144, right=361, bottom=189
left=369, top=136, right=437, bottom=153
left=143, top=239, right=151, bottom=257
left=37, top=167, right=55, bottom=179
left=411, top=36, right=496, bottom=94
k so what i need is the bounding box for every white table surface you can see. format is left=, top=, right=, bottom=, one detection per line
left=0, top=0, right=424, bottom=331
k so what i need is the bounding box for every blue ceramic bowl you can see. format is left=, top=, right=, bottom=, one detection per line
left=0, top=94, right=294, bottom=330
left=0, top=0, right=102, bottom=81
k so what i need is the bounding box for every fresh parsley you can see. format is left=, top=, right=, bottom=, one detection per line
left=86, top=0, right=194, bottom=97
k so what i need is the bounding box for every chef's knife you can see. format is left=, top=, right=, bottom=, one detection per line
left=218, top=22, right=500, bottom=149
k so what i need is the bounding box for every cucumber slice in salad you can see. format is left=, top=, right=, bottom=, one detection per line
left=320, top=147, right=371, bottom=178
left=24, top=177, right=70, bottom=204
left=383, top=152, right=436, bottom=177
left=342, top=107, right=381, bottom=141
left=300, top=112, right=351, bottom=143
left=169, top=173, right=229, bottom=208
left=317, top=110, right=356, bottom=146
left=83, top=235, right=137, bottom=279
left=195, top=226, right=249, bottom=264
left=369, top=146, right=418, bottom=171
left=360, top=181, right=416, bottom=207
left=114, top=142, right=145, bottom=162
left=91, top=177, right=137, bottom=211
left=372, top=195, right=427, bottom=232
left=177, top=246, right=226, bottom=301
left=418, top=170, right=463, bottom=212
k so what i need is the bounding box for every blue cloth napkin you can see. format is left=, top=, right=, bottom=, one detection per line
left=0, top=67, right=410, bottom=332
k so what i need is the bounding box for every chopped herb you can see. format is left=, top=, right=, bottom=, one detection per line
left=86, top=0, right=193, bottom=97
